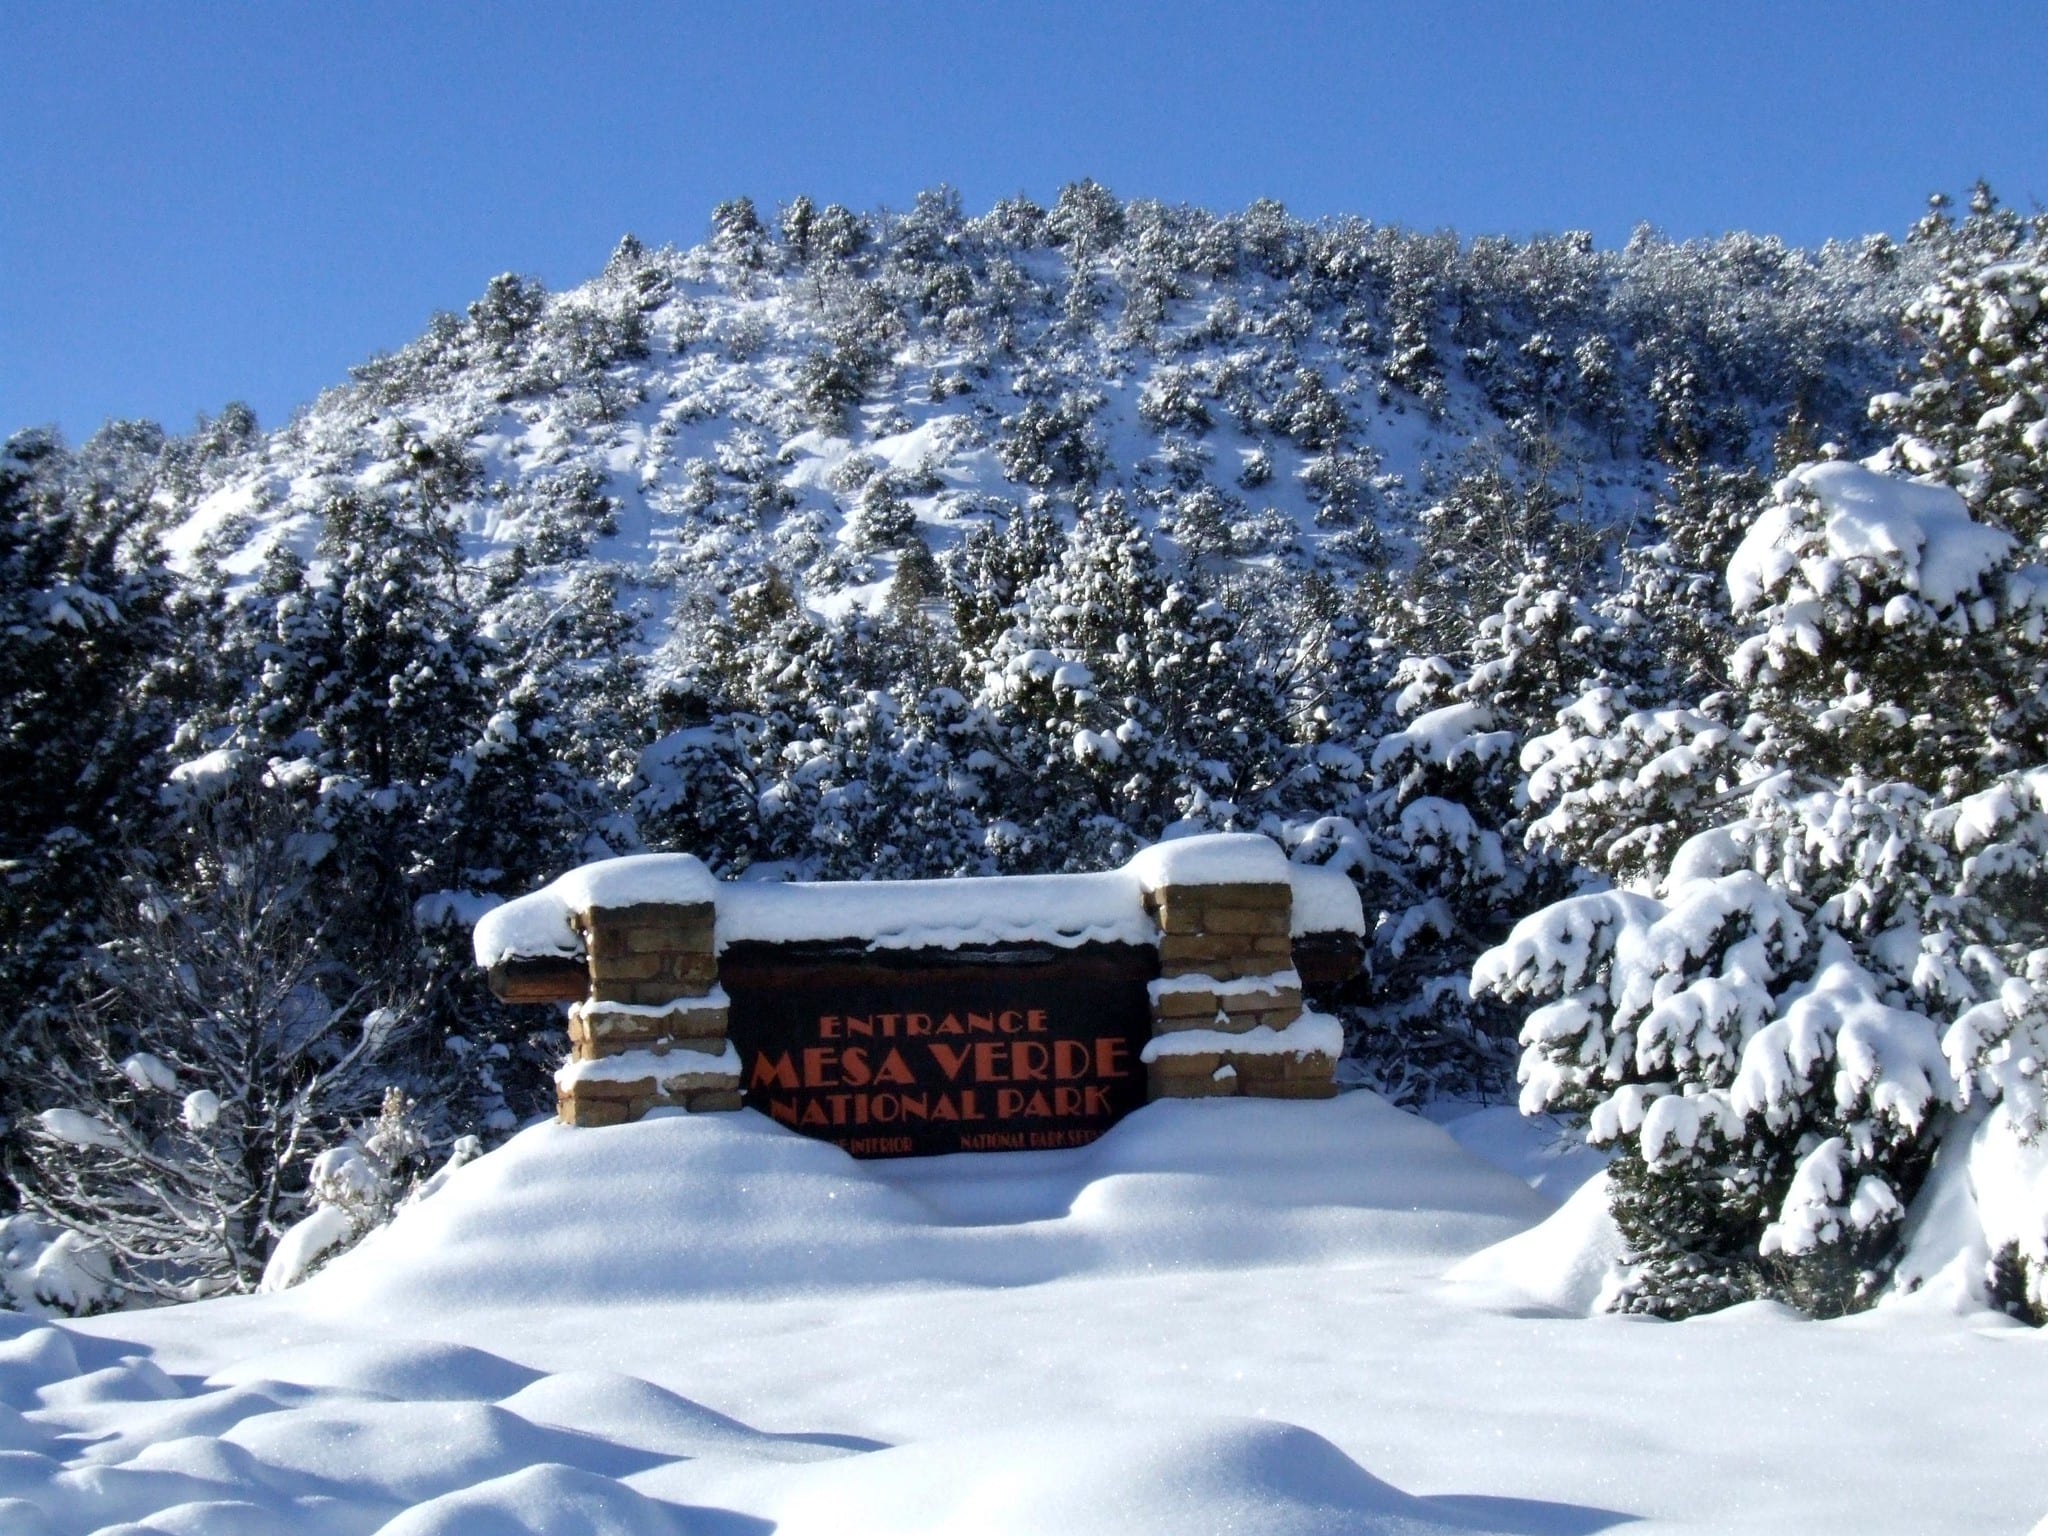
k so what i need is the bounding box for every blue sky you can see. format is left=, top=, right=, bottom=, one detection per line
left=4, top=1, right=2043, bottom=441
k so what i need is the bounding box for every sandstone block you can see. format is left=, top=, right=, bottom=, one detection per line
left=665, top=955, right=721, bottom=989
left=684, top=1088, right=744, bottom=1113
left=1147, top=1061, right=1240, bottom=1098
left=1183, top=881, right=1290, bottom=911
left=557, top=1091, right=630, bottom=1128
left=1152, top=988, right=1220, bottom=1020
left=628, top=920, right=715, bottom=956
left=1237, top=1077, right=1338, bottom=1100
left=1233, top=1051, right=1336, bottom=1089
left=1202, top=905, right=1291, bottom=937
left=1146, top=1050, right=1224, bottom=1079
left=1149, top=899, right=1207, bottom=936
left=570, top=1008, right=729, bottom=1046
left=587, top=951, right=663, bottom=983
left=1153, top=1011, right=1263, bottom=1035
left=1159, top=934, right=1259, bottom=970
left=570, top=1073, right=657, bottom=1100
left=1219, top=1002, right=1304, bottom=1032
left=590, top=972, right=719, bottom=1007
left=488, top=958, right=589, bottom=1005
left=658, top=1067, right=739, bottom=1094
left=1224, top=985, right=1302, bottom=1015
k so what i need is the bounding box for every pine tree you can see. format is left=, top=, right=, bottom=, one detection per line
left=0, top=430, right=182, bottom=1115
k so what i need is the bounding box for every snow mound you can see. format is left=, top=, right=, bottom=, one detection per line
left=220, top=1398, right=643, bottom=1507
left=369, top=1463, right=682, bottom=1536
left=205, top=1338, right=541, bottom=1401
left=1887, top=1104, right=2048, bottom=1315
left=1446, top=1171, right=1627, bottom=1317
left=497, top=1370, right=863, bottom=1464
left=760, top=1416, right=1536, bottom=1536
left=294, top=1095, right=1550, bottom=1314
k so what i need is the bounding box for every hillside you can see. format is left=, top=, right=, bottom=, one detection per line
left=159, top=189, right=1915, bottom=621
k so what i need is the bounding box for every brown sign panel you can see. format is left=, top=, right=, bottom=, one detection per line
left=719, top=943, right=1156, bottom=1158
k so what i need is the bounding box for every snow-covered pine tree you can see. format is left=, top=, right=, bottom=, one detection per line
left=1871, top=185, right=2046, bottom=540
left=0, top=429, right=183, bottom=1155
left=1480, top=457, right=2048, bottom=1316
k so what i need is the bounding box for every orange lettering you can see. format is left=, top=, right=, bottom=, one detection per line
left=751, top=1051, right=800, bottom=1091
left=931, top=1043, right=972, bottom=1081
left=875, top=1047, right=916, bottom=1086
left=1014, top=1041, right=1050, bottom=1082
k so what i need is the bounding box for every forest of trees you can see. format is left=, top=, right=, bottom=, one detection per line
left=2, top=181, right=2041, bottom=1320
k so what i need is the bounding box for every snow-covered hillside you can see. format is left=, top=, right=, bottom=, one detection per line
left=4, top=1096, right=2041, bottom=1535
left=156, top=192, right=1915, bottom=627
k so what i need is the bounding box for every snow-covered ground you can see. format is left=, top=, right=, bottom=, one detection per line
left=4, top=1094, right=2042, bottom=1535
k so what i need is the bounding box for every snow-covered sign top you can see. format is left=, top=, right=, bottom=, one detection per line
left=472, top=834, right=1366, bottom=969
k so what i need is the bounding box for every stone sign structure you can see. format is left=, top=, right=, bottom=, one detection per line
left=477, top=833, right=1364, bottom=1157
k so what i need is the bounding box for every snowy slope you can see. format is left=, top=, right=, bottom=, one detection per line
left=147, top=202, right=1916, bottom=636
left=4, top=1093, right=2040, bottom=1535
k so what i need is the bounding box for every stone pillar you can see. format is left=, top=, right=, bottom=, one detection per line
left=1141, top=881, right=1338, bottom=1101
left=554, top=900, right=743, bottom=1126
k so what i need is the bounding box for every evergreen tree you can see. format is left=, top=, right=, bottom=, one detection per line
left=0, top=430, right=181, bottom=1092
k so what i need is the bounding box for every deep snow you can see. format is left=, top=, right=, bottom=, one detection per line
left=3, top=1094, right=2041, bottom=1535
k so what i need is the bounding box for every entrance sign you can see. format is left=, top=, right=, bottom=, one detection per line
left=477, top=834, right=1366, bottom=1157
left=720, top=944, right=1153, bottom=1157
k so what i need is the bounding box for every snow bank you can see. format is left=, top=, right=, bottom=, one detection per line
left=1446, top=1170, right=1627, bottom=1317
left=1888, top=1104, right=2048, bottom=1316
left=291, top=1095, right=1549, bottom=1314
left=476, top=835, right=1365, bottom=967
left=18, top=1082, right=2045, bottom=1535
left=756, top=1416, right=1525, bottom=1536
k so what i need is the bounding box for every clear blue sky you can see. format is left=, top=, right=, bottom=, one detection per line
left=4, top=1, right=2042, bottom=442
